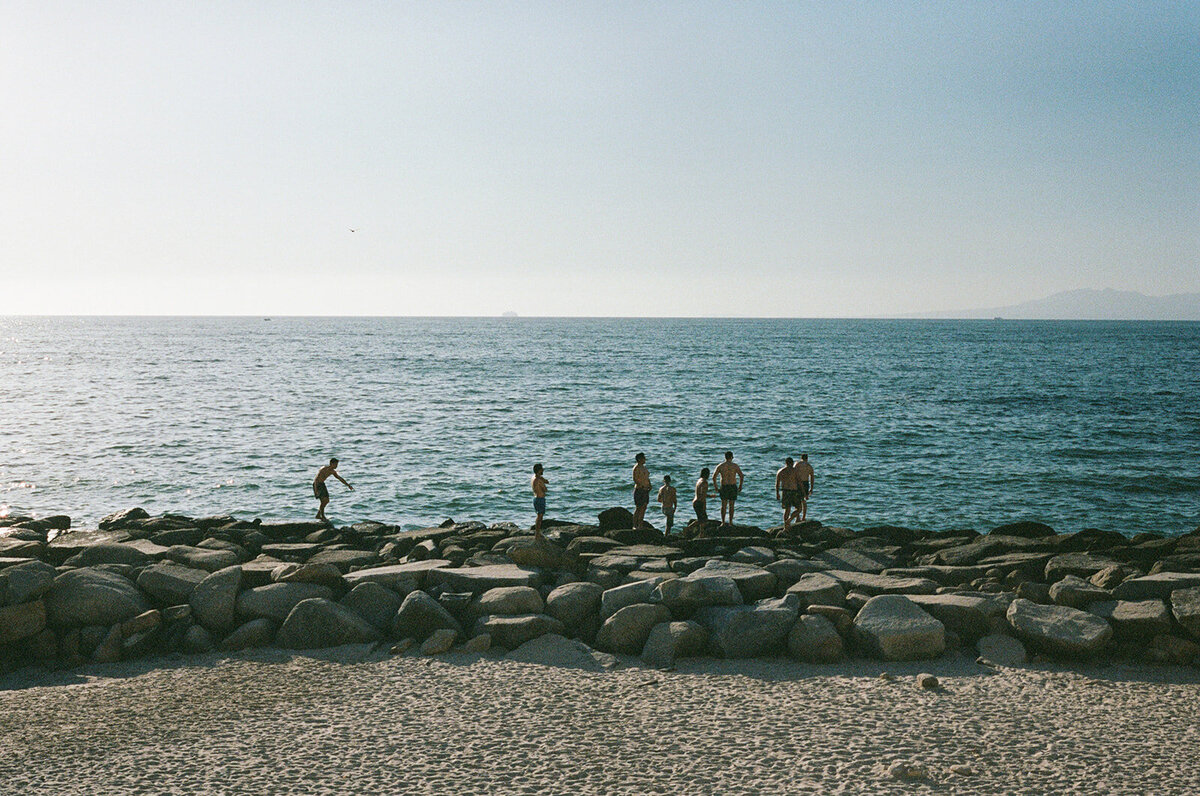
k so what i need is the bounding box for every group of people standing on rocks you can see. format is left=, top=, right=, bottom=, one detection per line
left=312, top=451, right=815, bottom=539
left=533, top=450, right=815, bottom=541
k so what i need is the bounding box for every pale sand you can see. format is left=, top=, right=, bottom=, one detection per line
left=3, top=649, right=1200, bottom=795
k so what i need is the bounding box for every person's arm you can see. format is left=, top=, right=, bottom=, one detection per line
left=808, top=472, right=814, bottom=495
left=736, top=466, right=744, bottom=491
left=775, top=470, right=782, bottom=500
left=711, top=470, right=719, bottom=491
left=336, top=473, right=353, bottom=490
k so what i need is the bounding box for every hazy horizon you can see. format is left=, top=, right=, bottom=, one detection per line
left=3, top=3, right=1197, bottom=316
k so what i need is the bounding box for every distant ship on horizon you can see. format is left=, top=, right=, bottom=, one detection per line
left=501, top=311, right=519, bottom=318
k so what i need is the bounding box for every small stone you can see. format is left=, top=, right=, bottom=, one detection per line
left=390, top=638, right=415, bottom=655
left=462, top=633, right=491, bottom=653
left=887, top=761, right=929, bottom=781
left=420, top=628, right=457, bottom=655
left=878, top=672, right=895, bottom=681
left=949, top=764, right=975, bottom=776
left=916, top=672, right=938, bottom=689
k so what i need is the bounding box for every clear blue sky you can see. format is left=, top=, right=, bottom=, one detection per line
left=2, top=2, right=1197, bottom=316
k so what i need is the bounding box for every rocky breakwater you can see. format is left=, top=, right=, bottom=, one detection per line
left=3, top=508, right=1200, bottom=673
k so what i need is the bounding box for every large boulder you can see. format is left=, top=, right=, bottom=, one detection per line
left=824, top=570, right=939, bottom=596
left=343, top=561, right=447, bottom=591
left=694, top=595, right=800, bottom=658
left=236, top=583, right=334, bottom=623
left=98, top=507, right=150, bottom=530
left=811, top=547, right=894, bottom=573
left=787, top=613, right=844, bottom=663
left=0, top=560, right=56, bottom=605
left=190, top=565, right=243, bottom=634
left=136, top=562, right=208, bottom=605
left=506, top=633, right=615, bottom=671
left=44, top=568, right=151, bottom=627
left=1088, top=600, right=1173, bottom=642
left=426, top=564, right=541, bottom=595
left=642, top=621, right=708, bottom=668
left=220, top=618, right=276, bottom=651
left=1048, top=575, right=1112, bottom=610
left=600, top=579, right=662, bottom=620
left=479, top=586, right=544, bottom=616
left=976, top=633, right=1028, bottom=666
left=598, top=507, right=635, bottom=531
left=1113, top=573, right=1200, bottom=601
left=392, top=590, right=462, bottom=641
left=0, top=599, right=47, bottom=643
left=852, top=595, right=945, bottom=661
left=63, top=543, right=154, bottom=568
left=786, top=573, right=846, bottom=608
left=475, top=614, right=564, bottom=650
left=595, top=603, right=672, bottom=654
left=1044, top=553, right=1123, bottom=582
left=905, top=594, right=998, bottom=641
left=276, top=598, right=380, bottom=649
left=1006, top=598, right=1112, bottom=658
left=989, top=521, right=1055, bottom=538
left=545, top=582, right=603, bottom=629
left=652, top=575, right=743, bottom=613
left=506, top=538, right=578, bottom=571
left=1170, top=587, right=1200, bottom=639
left=340, top=582, right=404, bottom=632
left=695, top=560, right=778, bottom=601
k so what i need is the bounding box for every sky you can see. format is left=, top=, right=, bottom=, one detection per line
left=1, top=2, right=1197, bottom=317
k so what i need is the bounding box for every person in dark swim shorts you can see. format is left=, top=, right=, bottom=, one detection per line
left=691, top=467, right=710, bottom=535
left=712, top=451, right=744, bottom=525
left=313, top=458, right=352, bottom=522
left=632, top=452, right=651, bottom=529
left=532, top=463, right=548, bottom=542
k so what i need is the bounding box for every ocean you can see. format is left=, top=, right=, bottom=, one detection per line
left=1, top=317, right=1197, bottom=535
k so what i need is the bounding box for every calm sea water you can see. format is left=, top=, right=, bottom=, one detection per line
left=1, top=317, right=1197, bottom=535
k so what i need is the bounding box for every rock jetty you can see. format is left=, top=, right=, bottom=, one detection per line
left=3, top=509, right=1200, bottom=672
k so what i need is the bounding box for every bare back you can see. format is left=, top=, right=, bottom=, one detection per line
left=794, top=460, right=814, bottom=487
left=714, top=461, right=742, bottom=488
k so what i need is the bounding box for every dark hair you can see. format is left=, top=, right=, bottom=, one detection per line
left=700, top=467, right=710, bottom=478
left=329, top=458, right=339, bottom=466
left=724, top=451, right=733, bottom=460
left=663, top=475, right=671, bottom=483
left=801, top=453, right=808, bottom=461
left=533, top=463, right=543, bottom=474
left=786, top=457, right=794, bottom=465
left=635, top=452, right=646, bottom=462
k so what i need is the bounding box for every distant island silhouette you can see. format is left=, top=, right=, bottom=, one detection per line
left=501, top=311, right=519, bottom=318
left=917, top=289, right=1200, bottom=321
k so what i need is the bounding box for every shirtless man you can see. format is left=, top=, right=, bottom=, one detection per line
left=692, top=467, right=710, bottom=536
left=531, top=463, right=548, bottom=542
left=656, top=475, right=677, bottom=537
left=712, top=451, right=744, bottom=525
left=775, top=457, right=800, bottom=533
left=792, top=453, right=816, bottom=523
left=632, top=453, right=651, bottom=529
left=313, top=458, right=352, bottom=521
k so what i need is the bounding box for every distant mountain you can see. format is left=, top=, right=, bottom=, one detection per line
left=921, top=289, right=1200, bottom=320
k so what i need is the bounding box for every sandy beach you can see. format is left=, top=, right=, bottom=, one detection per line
left=3, top=648, right=1199, bottom=795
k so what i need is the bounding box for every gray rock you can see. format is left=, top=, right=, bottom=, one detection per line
left=63, top=542, right=154, bottom=568
left=852, top=595, right=945, bottom=661
left=642, top=620, right=708, bottom=667
left=236, top=583, right=334, bottom=623
left=189, top=565, right=243, bottom=634
left=786, top=573, right=846, bottom=608
left=787, top=613, right=844, bottom=663
left=259, top=542, right=322, bottom=562
left=652, top=575, right=743, bottom=613
left=696, top=560, right=778, bottom=601
left=0, top=560, right=56, bottom=605
left=1049, top=575, right=1113, bottom=610
left=812, top=547, right=895, bottom=573
left=271, top=562, right=346, bottom=590
left=276, top=598, right=380, bottom=649
left=1044, top=553, right=1124, bottom=582
left=420, top=627, right=458, bottom=655
left=729, top=546, right=776, bottom=566
left=595, top=603, right=673, bottom=654
left=545, top=582, right=603, bottom=629
left=917, top=672, right=939, bottom=689
left=1088, top=599, right=1172, bottom=642
left=1113, top=573, right=1200, bottom=601
left=44, top=568, right=151, bottom=628
left=1005, top=598, right=1112, bottom=658
left=136, top=562, right=208, bottom=605
left=600, top=579, right=663, bottom=619
left=1090, top=565, right=1135, bottom=591
left=220, top=618, right=276, bottom=650
left=479, top=586, right=544, bottom=616
left=339, top=582, right=403, bottom=632
left=1170, top=587, right=1200, bottom=639
left=506, top=538, right=578, bottom=571
left=427, top=564, right=541, bottom=595
left=183, top=624, right=214, bottom=653
left=695, top=595, right=800, bottom=658
left=475, top=613, right=565, bottom=650
left=905, top=594, right=998, bottom=640
left=976, top=633, right=1027, bottom=666
left=392, top=590, right=463, bottom=641
left=506, top=633, right=615, bottom=671
left=0, top=599, right=47, bottom=643
left=343, top=560, right=448, bottom=591
left=166, top=545, right=241, bottom=572
left=462, top=633, right=491, bottom=653
left=765, top=558, right=829, bottom=587
left=306, top=549, right=379, bottom=573
left=824, top=570, right=940, bottom=596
